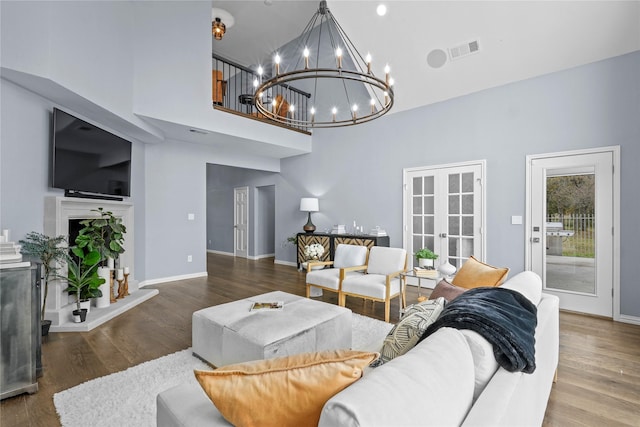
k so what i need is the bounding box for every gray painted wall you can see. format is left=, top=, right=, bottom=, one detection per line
left=255, top=185, right=276, bottom=257
left=274, top=50, right=640, bottom=317
left=0, top=79, right=148, bottom=280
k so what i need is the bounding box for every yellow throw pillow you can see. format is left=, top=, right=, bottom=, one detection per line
left=194, top=349, right=379, bottom=427
left=452, top=256, right=509, bottom=289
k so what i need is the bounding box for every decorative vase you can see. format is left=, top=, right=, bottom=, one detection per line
left=418, top=258, right=434, bottom=268
left=438, top=260, right=457, bottom=278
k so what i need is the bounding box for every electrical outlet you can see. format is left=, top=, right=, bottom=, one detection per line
left=187, top=255, right=192, bottom=262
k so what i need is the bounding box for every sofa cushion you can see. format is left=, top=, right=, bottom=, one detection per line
left=500, top=270, right=543, bottom=306
left=459, top=329, right=500, bottom=401
left=429, top=278, right=467, bottom=302
left=377, top=298, right=446, bottom=365
left=319, top=328, right=476, bottom=427
left=194, top=349, right=378, bottom=427
left=452, top=256, right=509, bottom=289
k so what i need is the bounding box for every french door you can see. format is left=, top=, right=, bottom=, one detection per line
left=234, top=186, right=248, bottom=258
left=403, top=161, right=486, bottom=271
left=527, top=148, right=619, bottom=318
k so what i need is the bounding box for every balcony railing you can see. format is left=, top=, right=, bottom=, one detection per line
left=212, top=54, right=311, bottom=133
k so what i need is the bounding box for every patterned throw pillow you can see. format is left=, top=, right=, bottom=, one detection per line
left=376, top=298, right=446, bottom=365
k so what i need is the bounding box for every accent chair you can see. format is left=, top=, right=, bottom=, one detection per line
left=305, top=244, right=369, bottom=300
left=340, top=246, right=408, bottom=322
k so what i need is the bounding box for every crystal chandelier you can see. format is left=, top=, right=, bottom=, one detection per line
left=253, top=1, right=394, bottom=129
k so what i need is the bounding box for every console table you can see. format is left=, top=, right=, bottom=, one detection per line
left=296, top=232, right=390, bottom=267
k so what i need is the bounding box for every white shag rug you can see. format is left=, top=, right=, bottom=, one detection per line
left=53, top=313, right=392, bottom=427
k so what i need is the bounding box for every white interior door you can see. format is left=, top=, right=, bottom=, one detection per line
left=404, top=161, right=485, bottom=271
left=234, top=186, right=248, bottom=258
left=527, top=149, right=617, bottom=317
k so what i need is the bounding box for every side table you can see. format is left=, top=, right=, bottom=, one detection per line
left=400, top=270, right=441, bottom=303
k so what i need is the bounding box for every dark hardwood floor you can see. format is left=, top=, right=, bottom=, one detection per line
left=1, top=254, right=639, bottom=426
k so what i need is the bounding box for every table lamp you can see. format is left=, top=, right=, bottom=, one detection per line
left=300, top=198, right=319, bottom=233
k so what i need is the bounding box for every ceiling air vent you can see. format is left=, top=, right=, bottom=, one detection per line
left=448, top=39, right=480, bottom=61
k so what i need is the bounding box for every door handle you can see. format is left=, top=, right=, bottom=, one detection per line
left=439, top=233, right=447, bottom=238
left=531, top=237, right=540, bottom=243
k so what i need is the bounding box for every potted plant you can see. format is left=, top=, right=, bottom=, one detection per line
left=18, top=232, right=68, bottom=336
left=75, top=207, right=126, bottom=266
left=61, top=248, right=105, bottom=323
left=415, top=247, right=439, bottom=268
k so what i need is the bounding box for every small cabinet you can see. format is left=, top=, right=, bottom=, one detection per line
left=296, top=233, right=390, bottom=267
left=1, top=263, right=39, bottom=400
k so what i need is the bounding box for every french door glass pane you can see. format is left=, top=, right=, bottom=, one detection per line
left=462, top=217, right=474, bottom=236
left=413, top=216, right=422, bottom=234
left=462, top=173, right=474, bottom=192
left=413, top=177, right=422, bottom=195
left=449, top=174, right=460, bottom=193
left=462, top=194, right=473, bottom=214
left=413, top=196, right=422, bottom=214
left=449, top=195, right=460, bottom=214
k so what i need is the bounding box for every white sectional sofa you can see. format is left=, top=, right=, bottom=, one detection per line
left=157, top=271, right=559, bottom=427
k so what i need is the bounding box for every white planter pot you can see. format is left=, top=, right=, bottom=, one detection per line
left=418, top=258, right=434, bottom=268
left=95, top=267, right=111, bottom=309
left=80, top=299, right=91, bottom=312
left=302, top=262, right=324, bottom=271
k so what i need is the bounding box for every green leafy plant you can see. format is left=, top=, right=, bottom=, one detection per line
left=18, top=232, right=68, bottom=322
left=75, top=207, right=126, bottom=265
left=414, top=248, right=439, bottom=260
left=61, top=248, right=105, bottom=313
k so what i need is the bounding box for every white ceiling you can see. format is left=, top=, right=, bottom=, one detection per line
left=212, top=0, right=640, bottom=115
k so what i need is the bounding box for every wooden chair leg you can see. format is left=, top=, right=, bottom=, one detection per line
left=384, top=301, right=390, bottom=323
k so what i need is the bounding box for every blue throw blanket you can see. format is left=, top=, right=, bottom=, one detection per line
left=419, top=287, right=538, bottom=373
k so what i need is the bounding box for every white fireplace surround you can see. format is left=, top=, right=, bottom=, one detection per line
left=43, top=196, right=156, bottom=331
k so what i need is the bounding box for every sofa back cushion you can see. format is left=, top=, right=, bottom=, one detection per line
left=319, top=328, right=476, bottom=427
left=500, top=270, right=543, bottom=306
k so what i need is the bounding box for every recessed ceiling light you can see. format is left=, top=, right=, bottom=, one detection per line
left=376, top=4, right=387, bottom=16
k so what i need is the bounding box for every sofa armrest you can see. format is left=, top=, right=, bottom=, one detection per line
left=461, top=293, right=559, bottom=426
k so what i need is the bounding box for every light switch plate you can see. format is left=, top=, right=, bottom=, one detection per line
left=511, top=215, right=523, bottom=225
left=188, top=213, right=195, bottom=221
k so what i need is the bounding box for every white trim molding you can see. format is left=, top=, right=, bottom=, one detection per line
left=139, top=271, right=208, bottom=287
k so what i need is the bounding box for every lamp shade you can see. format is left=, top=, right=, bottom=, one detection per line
left=300, top=198, right=319, bottom=212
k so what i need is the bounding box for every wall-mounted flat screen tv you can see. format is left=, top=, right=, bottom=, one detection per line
left=51, top=108, right=131, bottom=198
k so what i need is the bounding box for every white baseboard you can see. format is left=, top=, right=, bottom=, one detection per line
left=139, top=271, right=208, bottom=287
left=617, top=314, right=640, bottom=325
left=274, top=259, right=297, bottom=268
left=249, top=253, right=275, bottom=260
left=207, top=249, right=234, bottom=256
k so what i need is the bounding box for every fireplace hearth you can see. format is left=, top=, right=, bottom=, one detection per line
left=43, top=196, right=157, bottom=331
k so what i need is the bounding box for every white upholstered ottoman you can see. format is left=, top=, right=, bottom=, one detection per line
left=192, top=291, right=352, bottom=366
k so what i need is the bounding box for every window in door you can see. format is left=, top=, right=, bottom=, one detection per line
left=404, top=161, right=485, bottom=270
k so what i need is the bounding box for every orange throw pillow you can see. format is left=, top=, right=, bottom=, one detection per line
left=452, top=256, right=509, bottom=289
left=194, top=349, right=378, bottom=427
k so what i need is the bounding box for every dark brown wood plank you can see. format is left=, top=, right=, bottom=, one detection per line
left=1, top=254, right=639, bottom=426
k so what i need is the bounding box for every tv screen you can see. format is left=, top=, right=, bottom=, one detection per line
left=52, top=108, right=131, bottom=197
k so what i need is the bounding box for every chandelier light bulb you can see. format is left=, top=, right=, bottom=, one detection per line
left=384, top=91, right=389, bottom=105
left=384, top=64, right=391, bottom=85
left=332, top=107, right=337, bottom=122
left=377, top=4, right=387, bottom=16
left=303, top=47, right=310, bottom=69
left=310, top=106, right=316, bottom=123
left=336, top=47, right=343, bottom=68
left=257, top=65, right=264, bottom=76
left=253, top=78, right=259, bottom=88
left=389, top=77, right=395, bottom=86
left=289, top=104, right=295, bottom=119
left=351, top=104, right=358, bottom=121
left=272, top=99, right=278, bottom=113
left=275, top=53, right=281, bottom=75
left=352, top=104, right=358, bottom=112
left=366, top=53, right=372, bottom=73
